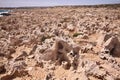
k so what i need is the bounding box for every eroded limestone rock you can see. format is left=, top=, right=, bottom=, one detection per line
left=5, top=60, right=27, bottom=76
left=35, top=39, right=80, bottom=69
left=101, top=36, right=120, bottom=57
left=97, top=33, right=112, bottom=47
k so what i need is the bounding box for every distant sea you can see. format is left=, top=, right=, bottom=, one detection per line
left=0, top=10, right=10, bottom=14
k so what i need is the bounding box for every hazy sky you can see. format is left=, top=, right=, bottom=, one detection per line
left=0, top=0, right=120, bottom=7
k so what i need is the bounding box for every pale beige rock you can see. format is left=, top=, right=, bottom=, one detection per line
left=5, top=60, right=27, bottom=75
left=102, top=36, right=120, bottom=57
left=61, top=61, right=69, bottom=69
left=97, top=33, right=111, bottom=47
left=67, top=24, right=75, bottom=31
left=35, top=39, right=80, bottom=70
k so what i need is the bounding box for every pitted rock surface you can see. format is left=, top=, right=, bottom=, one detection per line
left=0, top=5, right=120, bottom=80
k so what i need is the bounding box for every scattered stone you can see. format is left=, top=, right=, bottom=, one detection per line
left=14, top=51, right=28, bottom=61
left=67, top=24, right=75, bottom=31
left=34, top=39, right=80, bottom=70
left=44, top=72, right=55, bottom=80
left=61, top=61, right=70, bottom=70
left=5, top=60, right=27, bottom=76
left=97, top=33, right=112, bottom=47
left=102, top=36, right=120, bottom=57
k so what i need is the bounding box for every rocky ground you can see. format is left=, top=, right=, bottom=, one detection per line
left=0, top=5, right=120, bottom=80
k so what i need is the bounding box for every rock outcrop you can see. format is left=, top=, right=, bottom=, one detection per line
left=35, top=39, right=80, bottom=69
left=101, top=36, right=120, bottom=57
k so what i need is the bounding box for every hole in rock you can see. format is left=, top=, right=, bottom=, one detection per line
left=58, top=42, right=63, bottom=49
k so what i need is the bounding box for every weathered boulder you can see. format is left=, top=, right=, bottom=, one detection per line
left=35, top=39, right=80, bottom=69
left=0, top=60, right=28, bottom=80
left=101, top=36, right=120, bottom=57
left=13, top=51, right=28, bottom=61
left=67, top=24, right=75, bottom=31
left=97, top=33, right=111, bottom=47
left=5, top=60, right=27, bottom=76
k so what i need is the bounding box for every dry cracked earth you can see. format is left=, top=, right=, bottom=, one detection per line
left=0, top=5, right=120, bottom=80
